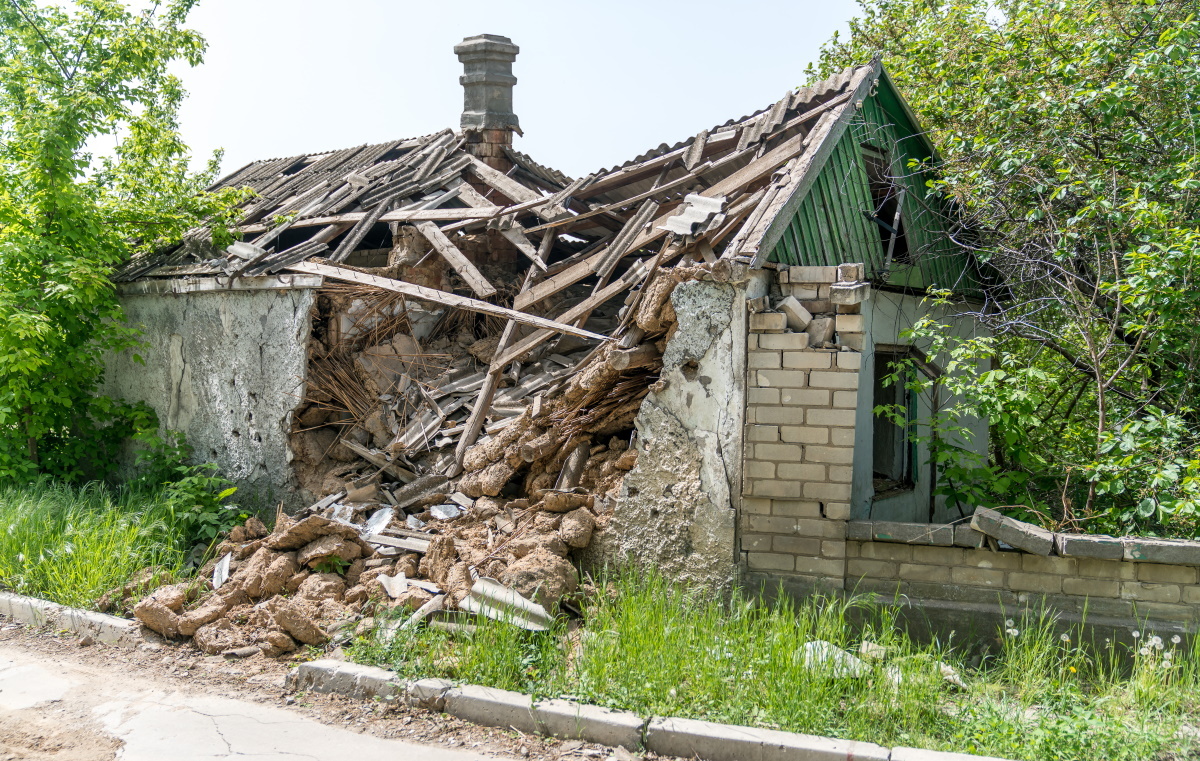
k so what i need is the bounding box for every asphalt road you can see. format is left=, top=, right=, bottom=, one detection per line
left=0, top=645, right=491, bottom=760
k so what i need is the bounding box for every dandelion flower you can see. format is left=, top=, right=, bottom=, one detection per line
left=1068, top=666, right=1077, bottom=673
left=1162, top=660, right=1173, bottom=669
left=1139, top=647, right=1151, bottom=656
left=1132, top=630, right=1141, bottom=639
left=1060, top=633, right=1071, bottom=643
left=1005, top=619, right=1014, bottom=627
left=1006, top=628, right=1020, bottom=637
left=1164, top=650, right=1174, bottom=661
left=1172, top=635, right=1182, bottom=645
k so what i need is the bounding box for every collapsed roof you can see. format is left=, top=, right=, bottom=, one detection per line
left=117, top=60, right=878, bottom=288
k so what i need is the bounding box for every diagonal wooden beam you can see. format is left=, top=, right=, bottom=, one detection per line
left=285, top=261, right=608, bottom=342
left=414, top=221, right=497, bottom=298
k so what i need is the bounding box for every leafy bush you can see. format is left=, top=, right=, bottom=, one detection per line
left=129, top=431, right=244, bottom=551
left=0, top=0, right=247, bottom=481
left=813, top=0, right=1200, bottom=535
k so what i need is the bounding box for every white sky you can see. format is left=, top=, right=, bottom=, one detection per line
left=175, top=0, right=861, bottom=181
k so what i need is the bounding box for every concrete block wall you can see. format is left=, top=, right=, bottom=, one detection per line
left=844, top=522, right=1200, bottom=632
left=740, top=264, right=867, bottom=593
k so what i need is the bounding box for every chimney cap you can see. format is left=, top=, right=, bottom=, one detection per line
left=455, top=34, right=520, bottom=133
left=454, top=33, right=519, bottom=57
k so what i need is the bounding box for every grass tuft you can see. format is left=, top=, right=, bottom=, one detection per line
left=0, top=478, right=190, bottom=608
left=351, top=568, right=1200, bottom=760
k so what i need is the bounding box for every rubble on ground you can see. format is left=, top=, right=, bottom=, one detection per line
left=125, top=259, right=742, bottom=654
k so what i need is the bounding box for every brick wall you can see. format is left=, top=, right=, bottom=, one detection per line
left=737, top=262, right=1200, bottom=634
left=740, top=264, right=866, bottom=593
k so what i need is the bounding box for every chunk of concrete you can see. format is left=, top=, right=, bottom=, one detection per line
left=846, top=521, right=873, bottom=541
left=870, top=522, right=954, bottom=547
left=645, top=716, right=889, bottom=761
left=776, top=296, right=812, bottom=331
left=802, top=640, right=867, bottom=678
left=1122, top=536, right=1200, bottom=565
left=406, top=678, right=452, bottom=710
left=830, top=281, right=870, bottom=305
left=788, top=265, right=839, bottom=284
left=533, top=699, right=645, bottom=750
left=749, top=312, right=787, bottom=333
left=953, top=525, right=987, bottom=549
left=443, top=685, right=539, bottom=734
left=969, top=508, right=1054, bottom=555
left=806, top=316, right=835, bottom=344
left=1056, top=533, right=1123, bottom=560
left=286, top=659, right=401, bottom=701
left=0, top=591, right=141, bottom=647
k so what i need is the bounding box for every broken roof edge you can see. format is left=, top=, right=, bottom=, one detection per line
left=582, top=63, right=872, bottom=181
left=744, top=60, right=883, bottom=269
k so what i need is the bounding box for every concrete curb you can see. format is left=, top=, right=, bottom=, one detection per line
left=285, top=659, right=1011, bottom=761
left=286, top=658, right=402, bottom=701
left=0, top=591, right=141, bottom=647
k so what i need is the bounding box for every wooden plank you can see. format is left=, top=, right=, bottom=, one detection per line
left=465, top=156, right=568, bottom=222
left=339, top=439, right=417, bottom=483
left=414, top=221, right=497, bottom=298
left=285, top=261, right=609, bottom=342
left=465, top=156, right=539, bottom=204
left=498, top=226, right=548, bottom=270
left=513, top=130, right=818, bottom=311
left=237, top=207, right=494, bottom=234
left=449, top=178, right=502, bottom=211
left=577, top=131, right=739, bottom=199
left=492, top=257, right=657, bottom=368
left=523, top=164, right=710, bottom=235
left=117, top=273, right=325, bottom=296
left=451, top=265, right=539, bottom=473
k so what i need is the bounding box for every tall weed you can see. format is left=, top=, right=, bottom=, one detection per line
left=0, top=479, right=190, bottom=608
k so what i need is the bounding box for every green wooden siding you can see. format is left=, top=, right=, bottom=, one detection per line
left=770, top=131, right=880, bottom=269
left=767, top=80, right=979, bottom=296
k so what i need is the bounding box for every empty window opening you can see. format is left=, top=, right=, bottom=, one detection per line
left=861, top=144, right=911, bottom=265
left=873, top=348, right=916, bottom=496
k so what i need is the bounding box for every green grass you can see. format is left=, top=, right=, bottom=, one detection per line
left=0, top=479, right=191, bottom=609
left=350, top=570, right=1200, bottom=761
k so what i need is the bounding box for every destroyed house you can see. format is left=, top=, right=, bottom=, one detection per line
left=105, top=34, right=989, bottom=603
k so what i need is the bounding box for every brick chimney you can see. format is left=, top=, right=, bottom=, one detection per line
left=455, top=34, right=520, bottom=171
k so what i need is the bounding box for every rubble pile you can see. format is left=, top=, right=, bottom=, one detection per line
left=128, top=264, right=715, bottom=653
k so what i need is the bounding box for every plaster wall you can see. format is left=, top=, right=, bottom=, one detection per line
left=602, top=279, right=749, bottom=593
left=102, top=286, right=315, bottom=509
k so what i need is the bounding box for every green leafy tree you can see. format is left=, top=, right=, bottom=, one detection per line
left=0, top=0, right=244, bottom=481
left=813, top=0, right=1200, bottom=532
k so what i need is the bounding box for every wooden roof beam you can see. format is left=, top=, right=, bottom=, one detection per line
left=285, top=261, right=608, bottom=341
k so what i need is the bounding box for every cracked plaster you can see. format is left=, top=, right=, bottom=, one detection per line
left=593, top=280, right=745, bottom=593
left=103, top=288, right=314, bottom=509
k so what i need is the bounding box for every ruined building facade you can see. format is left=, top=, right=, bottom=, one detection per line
left=106, top=37, right=1033, bottom=624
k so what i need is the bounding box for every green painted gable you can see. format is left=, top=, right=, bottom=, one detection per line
left=766, top=71, right=980, bottom=296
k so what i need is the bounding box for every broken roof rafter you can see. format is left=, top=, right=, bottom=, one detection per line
left=118, top=62, right=882, bottom=297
